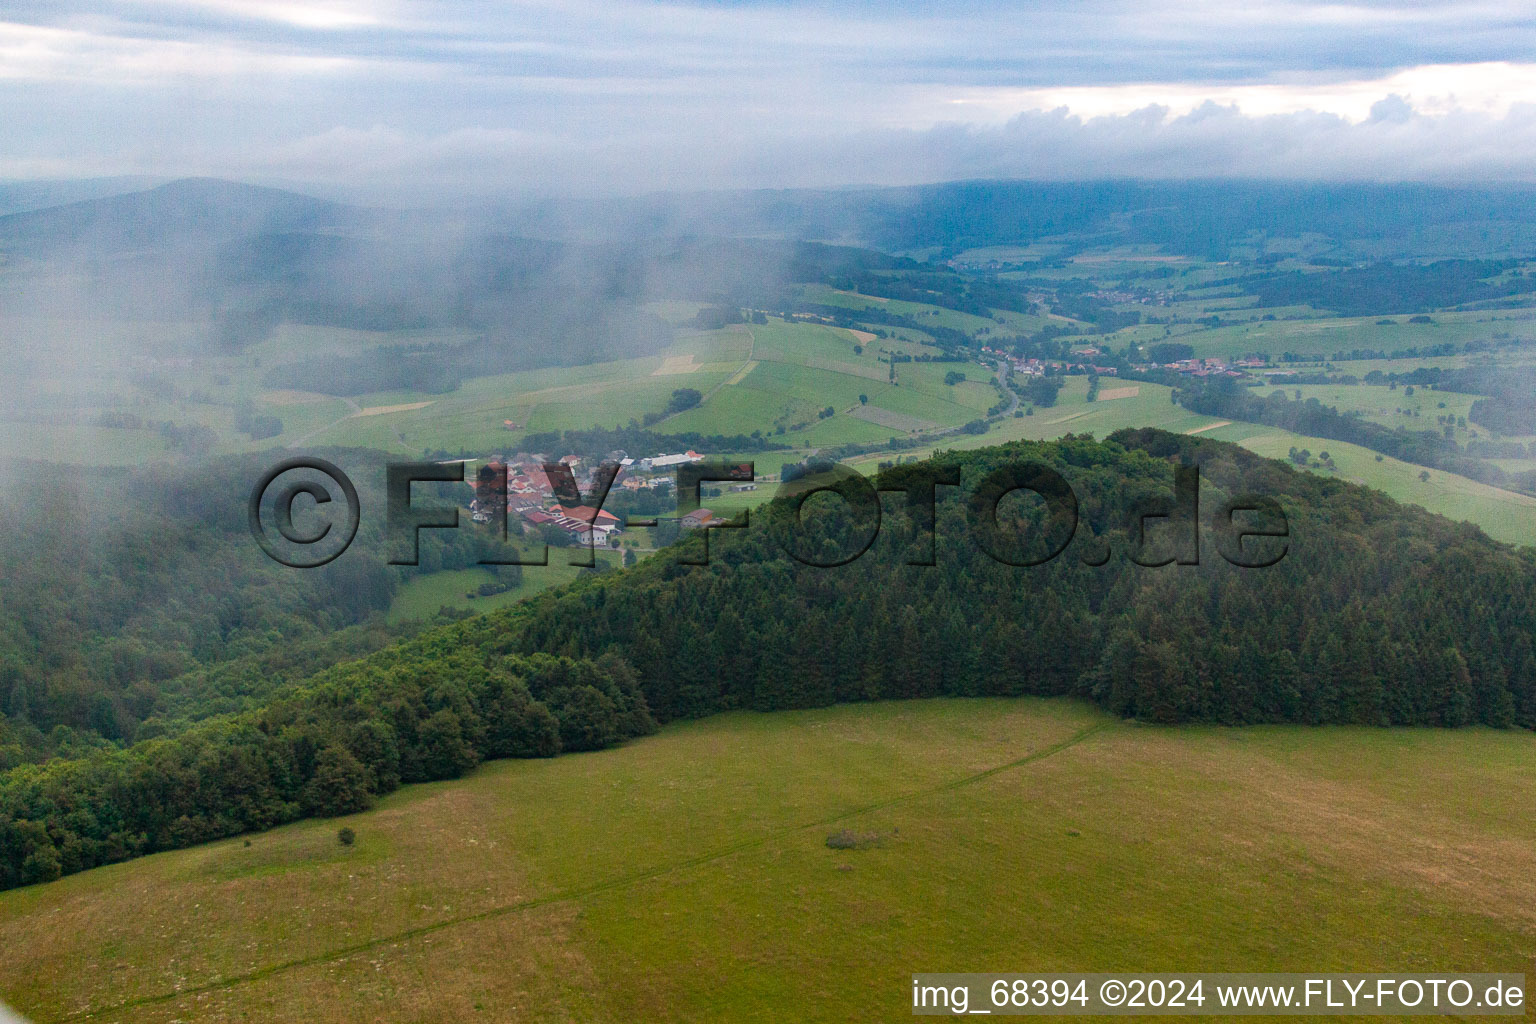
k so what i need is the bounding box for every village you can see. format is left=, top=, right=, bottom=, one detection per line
left=466, top=448, right=749, bottom=543
left=981, top=345, right=1266, bottom=380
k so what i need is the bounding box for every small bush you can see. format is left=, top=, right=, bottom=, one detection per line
left=825, top=828, right=887, bottom=850
left=826, top=830, right=858, bottom=850
left=337, top=828, right=356, bottom=846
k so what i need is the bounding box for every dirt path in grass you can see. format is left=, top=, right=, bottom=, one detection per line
left=62, top=720, right=1109, bottom=1022
left=285, top=396, right=361, bottom=448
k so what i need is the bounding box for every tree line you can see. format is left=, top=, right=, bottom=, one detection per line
left=0, top=650, right=653, bottom=889
left=0, top=450, right=505, bottom=768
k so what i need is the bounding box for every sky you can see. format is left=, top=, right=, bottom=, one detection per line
left=3, top=0, right=1536, bottom=196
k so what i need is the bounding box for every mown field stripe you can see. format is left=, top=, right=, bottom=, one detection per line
left=62, top=720, right=1110, bottom=1022
left=722, top=359, right=759, bottom=387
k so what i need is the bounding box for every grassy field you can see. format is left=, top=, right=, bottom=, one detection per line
left=1161, top=308, right=1536, bottom=361
left=842, top=377, right=1220, bottom=471
left=1264, top=383, right=1536, bottom=459
left=229, top=319, right=997, bottom=458
left=836, top=376, right=1535, bottom=548
left=1, top=698, right=1532, bottom=1023
left=0, top=422, right=186, bottom=466
left=799, top=284, right=1062, bottom=337
left=1200, top=421, right=1536, bottom=547
left=386, top=554, right=621, bottom=624
left=656, top=320, right=993, bottom=447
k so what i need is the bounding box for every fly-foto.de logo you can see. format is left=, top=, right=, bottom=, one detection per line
left=249, top=457, right=1289, bottom=570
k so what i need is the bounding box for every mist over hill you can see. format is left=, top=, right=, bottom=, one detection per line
left=489, top=179, right=1536, bottom=258
left=13, top=175, right=1536, bottom=264
left=0, top=178, right=352, bottom=259
left=4, top=175, right=1536, bottom=420
left=4, top=175, right=1534, bottom=353
left=0, top=177, right=168, bottom=218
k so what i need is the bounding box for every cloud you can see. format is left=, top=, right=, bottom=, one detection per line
left=0, top=20, right=365, bottom=82
left=2, top=1, right=1536, bottom=190
left=935, top=63, right=1536, bottom=123
left=148, top=99, right=1528, bottom=197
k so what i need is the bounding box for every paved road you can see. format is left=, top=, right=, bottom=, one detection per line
left=992, top=360, right=1021, bottom=418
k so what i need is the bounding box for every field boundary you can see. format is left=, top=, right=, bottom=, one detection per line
left=722, top=359, right=759, bottom=387
left=651, top=326, right=758, bottom=428
left=650, top=355, right=700, bottom=376
left=352, top=400, right=434, bottom=417
left=1185, top=420, right=1231, bottom=435
left=848, top=404, right=940, bottom=432
left=805, top=357, right=888, bottom=381
left=62, top=718, right=1110, bottom=1022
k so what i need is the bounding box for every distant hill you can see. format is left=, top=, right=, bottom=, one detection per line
left=0, top=176, right=166, bottom=217
left=0, top=177, right=353, bottom=257
left=500, top=179, right=1536, bottom=259
left=6, top=175, right=1536, bottom=387
left=11, top=175, right=1536, bottom=262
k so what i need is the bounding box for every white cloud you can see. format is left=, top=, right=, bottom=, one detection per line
left=934, top=62, right=1536, bottom=124
left=3, top=1, right=1536, bottom=189
left=134, top=0, right=390, bottom=30
left=160, top=98, right=1531, bottom=197
left=0, top=20, right=362, bottom=81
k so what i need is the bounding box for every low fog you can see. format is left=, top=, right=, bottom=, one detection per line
left=0, top=179, right=823, bottom=435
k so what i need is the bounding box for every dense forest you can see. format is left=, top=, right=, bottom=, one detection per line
left=1425, top=366, right=1536, bottom=436
left=0, top=649, right=653, bottom=888
left=1244, top=260, right=1530, bottom=316
left=511, top=429, right=1535, bottom=730
left=0, top=451, right=494, bottom=767
left=2, top=430, right=1532, bottom=890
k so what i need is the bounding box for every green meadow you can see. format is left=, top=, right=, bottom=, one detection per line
left=1200, top=421, right=1536, bottom=547
left=234, top=319, right=997, bottom=458
left=1266, top=381, right=1536, bottom=456
left=2, top=698, right=1532, bottom=1023
left=843, top=376, right=1218, bottom=471
left=386, top=551, right=622, bottom=624
left=1160, top=307, right=1536, bottom=361
left=837, top=376, right=1536, bottom=549
left=799, top=283, right=1063, bottom=336
left=0, top=314, right=1000, bottom=466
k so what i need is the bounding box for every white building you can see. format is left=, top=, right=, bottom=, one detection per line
left=642, top=450, right=703, bottom=471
